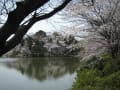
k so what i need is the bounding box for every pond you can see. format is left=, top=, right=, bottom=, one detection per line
left=0, top=57, right=79, bottom=90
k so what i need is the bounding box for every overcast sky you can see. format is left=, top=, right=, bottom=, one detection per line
left=28, top=20, right=55, bottom=34
left=0, top=0, right=85, bottom=35
left=0, top=0, right=70, bottom=35
left=27, top=13, right=74, bottom=35
left=27, top=14, right=63, bottom=34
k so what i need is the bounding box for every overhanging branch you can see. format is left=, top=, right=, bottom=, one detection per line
left=34, top=0, right=72, bottom=22
left=0, top=0, right=72, bottom=56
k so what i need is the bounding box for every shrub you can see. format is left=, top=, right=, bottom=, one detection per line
left=71, top=54, right=120, bottom=90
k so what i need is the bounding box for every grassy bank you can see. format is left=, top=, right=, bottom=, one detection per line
left=71, top=54, right=120, bottom=90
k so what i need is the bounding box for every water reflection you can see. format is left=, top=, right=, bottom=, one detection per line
left=4, top=57, right=79, bottom=81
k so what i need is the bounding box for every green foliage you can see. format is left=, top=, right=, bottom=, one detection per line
left=71, top=54, right=120, bottom=90
left=65, top=35, right=78, bottom=45
left=48, top=37, right=53, bottom=43
left=35, top=30, right=46, bottom=37
left=52, top=32, right=60, bottom=36
left=101, top=71, right=120, bottom=90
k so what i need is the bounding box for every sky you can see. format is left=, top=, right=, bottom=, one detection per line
left=0, top=0, right=86, bottom=36
left=27, top=13, right=76, bottom=35
left=28, top=20, right=56, bottom=34
left=0, top=0, right=69, bottom=34
left=27, top=15, right=64, bottom=35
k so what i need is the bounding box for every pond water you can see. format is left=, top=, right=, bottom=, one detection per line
left=0, top=57, right=79, bottom=90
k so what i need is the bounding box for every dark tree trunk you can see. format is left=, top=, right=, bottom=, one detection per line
left=0, top=0, right=71, bottom=56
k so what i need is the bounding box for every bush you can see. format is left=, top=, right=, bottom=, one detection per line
left=100, top=71, right=120, bottom=90
left=71, top=69, right=101, bottom=90
left=71, top=54, right=120, bottom=90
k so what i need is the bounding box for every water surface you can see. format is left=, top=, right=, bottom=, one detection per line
left=0, top=57, right=79, bottom=90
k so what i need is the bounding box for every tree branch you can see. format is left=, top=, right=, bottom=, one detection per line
left=0, top=0, right=71, bottom=56
left=34, top=0, right=72, bottom=21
